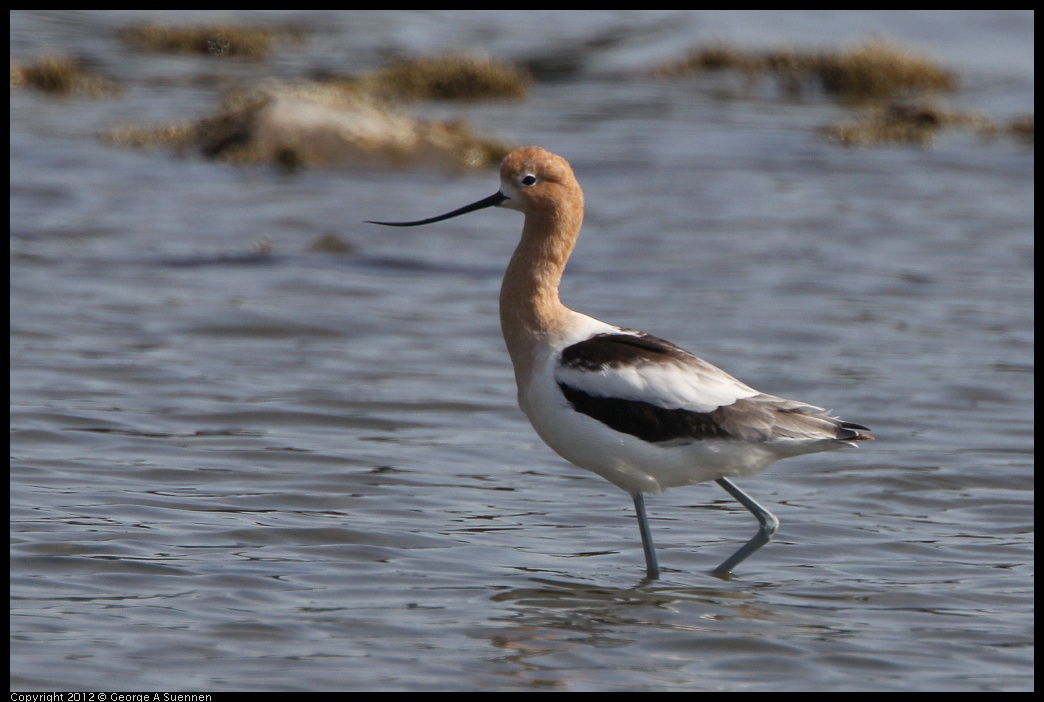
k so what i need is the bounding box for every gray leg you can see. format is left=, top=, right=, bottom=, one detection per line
left=712, top=478, right=780, bottom=576
left=631, top=493, right=660, bottom=579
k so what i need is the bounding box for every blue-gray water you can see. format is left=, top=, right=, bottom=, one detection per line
left=10, top=10, right=1033, bottom=691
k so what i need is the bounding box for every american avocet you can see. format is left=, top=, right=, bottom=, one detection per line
left=369, top=146, right=872, bottom=579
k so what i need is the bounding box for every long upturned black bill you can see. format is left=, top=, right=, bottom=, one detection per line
left=366, top=191, right=507, bottom=227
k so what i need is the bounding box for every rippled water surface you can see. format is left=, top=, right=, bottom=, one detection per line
left=11, top=10, right=1033, bottom=691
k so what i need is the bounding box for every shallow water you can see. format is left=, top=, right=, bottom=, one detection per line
left=10, top=10, right=1034, bottom=691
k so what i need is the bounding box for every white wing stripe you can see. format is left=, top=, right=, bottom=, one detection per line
left=555, top=362, right=758, bottom=413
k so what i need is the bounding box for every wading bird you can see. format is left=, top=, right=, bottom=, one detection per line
left=369, top=146, right=872, bottom=578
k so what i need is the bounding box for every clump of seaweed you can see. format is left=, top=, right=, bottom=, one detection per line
left=1008, top=115, right=1034, bottom=144
left=100, top=82, right=514, bottom=171
left=825, top=101, right=986, bottom=146
left=10, top=55, right=120, bottom=96
left=306, top=232, right=356, bottom=255
left=652, top=37, right=1036, bottom=146
left=98, top=45, right=522, bottom=169
left=825, top=101, right=1034, bottom=147
left=116, top=22, right=304, bottom=59
left=653, top=38, right=956, bottom=103
left=99, top=122, right=196, bottom=151
left=819, top=39, right=956, bottom=101
left=329, top=53, right=530, bottom=102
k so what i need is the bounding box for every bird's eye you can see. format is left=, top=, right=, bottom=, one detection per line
left=520, top=174, right=537, bottom=186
